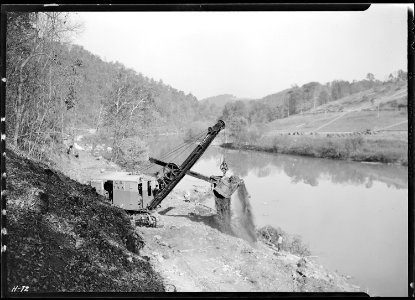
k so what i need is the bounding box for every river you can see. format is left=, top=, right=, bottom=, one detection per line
left=144, top=134, right=408, bottom=296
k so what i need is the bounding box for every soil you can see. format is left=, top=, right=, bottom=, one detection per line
left=6, top=148, right=164, bottom=293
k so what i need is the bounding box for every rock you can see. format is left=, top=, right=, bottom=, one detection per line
left=183, top=191, right=191, bottom=201
left=154, top=235, right=162, bottom=241
left=75, top=239, right=83, bottom=249
left=297, top=258, right=308, bottom=268
left=222, top=265, right=230, bottom=272
left=126, top=231, right=143, bottom=254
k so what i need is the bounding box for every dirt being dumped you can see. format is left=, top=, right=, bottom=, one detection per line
left=231, top=182, right=257, bottom=243
left=214, top=196, right=232, bottom=232
left=214, top=180, right=257, bottom=243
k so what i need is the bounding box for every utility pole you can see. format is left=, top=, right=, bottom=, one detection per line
left=377, top=103, right=380, bottom=118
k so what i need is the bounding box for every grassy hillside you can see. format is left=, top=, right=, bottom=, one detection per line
left=6, top=148, right=164, bottom=293
left=265, top=81, right=407, bottom=134
left=221, top=80, right=407, bottom=165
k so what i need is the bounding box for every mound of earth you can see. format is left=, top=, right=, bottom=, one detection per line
left=6, top=148, right=164, bottom=293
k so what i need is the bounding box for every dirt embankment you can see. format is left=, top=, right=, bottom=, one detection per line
left=6, top=148, right=164, bottom=293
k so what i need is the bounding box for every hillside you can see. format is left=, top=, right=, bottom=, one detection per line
left=265, top=80, right=407, bottom=134
left=198, top=94, right=252, bottom=122
left=64, top=44, right=200, bottom=133
left=6, top=148, right=165, bottom=293
left=200, top=94, right=252, bottom=107
left=221, top=80, right=407, bottom=165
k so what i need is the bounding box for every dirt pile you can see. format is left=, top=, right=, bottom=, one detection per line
left=6, top=149, right=164, bottom=293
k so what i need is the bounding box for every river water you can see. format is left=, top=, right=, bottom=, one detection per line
left=144, top=135, right=408, bottom=296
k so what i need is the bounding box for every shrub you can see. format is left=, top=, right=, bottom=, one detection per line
left=115, top=138, right=149, bottom=172
left=257, top=225, right=311, bottom=256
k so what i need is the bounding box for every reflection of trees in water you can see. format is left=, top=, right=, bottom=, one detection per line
left=225, top=150, right=271, bottom=178
left=223, top=150, right=407, bottom=189
left=146, top=136, right=407, bottom=189
left=256, top=167, right=272, bottom=178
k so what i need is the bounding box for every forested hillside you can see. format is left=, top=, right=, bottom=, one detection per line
left=198, top=94, right=252, bottom=121
left=218, top=73, right=407, bottom=143
left=6, top=12, right=200, bottom=164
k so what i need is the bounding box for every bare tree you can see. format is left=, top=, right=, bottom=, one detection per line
left=6, top=12, right=83, bottom=156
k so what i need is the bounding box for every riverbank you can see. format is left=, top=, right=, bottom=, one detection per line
left=135, top=183, right=362, bottom=293
left=221, top=133, right=408, bottom=166
left=6, top=146, right=364, bottom=293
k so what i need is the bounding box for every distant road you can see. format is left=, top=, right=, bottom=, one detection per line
left=377, top=120, right=408, bottom=131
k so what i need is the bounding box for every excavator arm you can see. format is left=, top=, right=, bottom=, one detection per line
left=147, top=120, right=225, bottom=210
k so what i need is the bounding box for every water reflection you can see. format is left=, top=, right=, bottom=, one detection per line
left=146, top=135, right=407, bottom=190
left=227, top=150, right=407, bottom=189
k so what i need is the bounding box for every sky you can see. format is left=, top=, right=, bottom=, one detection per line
left=71, top=4, right=410, bottom=100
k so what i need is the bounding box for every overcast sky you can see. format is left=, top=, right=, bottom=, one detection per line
left=71, top=4, right=410, bottom=100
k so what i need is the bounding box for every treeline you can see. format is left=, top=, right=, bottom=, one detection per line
left=219, top=72, right=407, bottom=143
left=6, top=12, right=199, bottom=165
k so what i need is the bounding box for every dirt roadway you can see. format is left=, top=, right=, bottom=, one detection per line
left=136, top=186, right=361, bottom=293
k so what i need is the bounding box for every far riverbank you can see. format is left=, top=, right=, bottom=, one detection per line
left=221, top=133, right=408, bottom=166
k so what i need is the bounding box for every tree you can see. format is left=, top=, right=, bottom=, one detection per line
left=302, top=82, right=319, bottom=110
left=318, top=90, right=330, bottom=105
left=116, top=137, right=149, bottom=172
left=366, top=73, right=375, bottom=82
left=227, top=115, right=249, bottom=143
left=285, top=85, right=302, bottom=116
left=222, top=101, right=248, bottom=120
left=102, top=69, right=155, bottom=161
left=6, top=12, right=83, bottom=155
left=330, top=80, right=350, bottom=101
left=397, top=69, right=406, bottom=81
